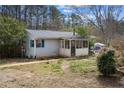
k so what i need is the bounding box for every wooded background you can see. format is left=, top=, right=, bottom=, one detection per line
left=0, top=5, right=124, bottom=58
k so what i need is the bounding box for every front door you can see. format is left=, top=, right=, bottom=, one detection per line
left=71, top=40, right=75, bottom=56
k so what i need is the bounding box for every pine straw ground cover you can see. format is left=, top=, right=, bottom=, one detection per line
left=0, top=58, right=124, bottom=88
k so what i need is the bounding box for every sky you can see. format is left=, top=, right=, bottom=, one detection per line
left=56, top=5, right=89, bottom=15
left=56, top=6, right=74, bottom=15
left=56, top=5, right=94, bottom=22
left=56, top=5, right=124, bottom=22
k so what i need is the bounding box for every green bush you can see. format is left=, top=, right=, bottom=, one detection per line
left=97, top=49, right=116, bottom=76
left=75, top=26, right=88, bottom=37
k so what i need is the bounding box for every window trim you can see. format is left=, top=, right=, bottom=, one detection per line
left=30, top=40, right=34, bottom=48
left=83, top=40, right=88, bottom=48
left=65, top=40, right=70, bottom=49
left=36, top=39, right=45, bottom=48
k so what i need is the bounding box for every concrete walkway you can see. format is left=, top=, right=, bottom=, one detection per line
left=0, top=59, right=59, bottom=68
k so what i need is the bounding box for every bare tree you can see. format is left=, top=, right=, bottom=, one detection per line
left=72, top=5, right=124, bottom=45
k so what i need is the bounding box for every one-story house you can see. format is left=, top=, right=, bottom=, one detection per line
left=26, top=29, right=89, bottom=58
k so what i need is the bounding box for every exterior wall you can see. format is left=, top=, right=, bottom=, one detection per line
left=26, top=34, right=35, bottom=58
left=26, top=34, right=60, bottom=58
left=60, top=48, right=88, bottom=57
left=28, top=47, right=35, bottom=58
left=25, top=37, right=29, bottom=57
left=82, top=48, right=89, bottom=55
left=26, top=33, right=89, bottom=58
left=26, top=40, right=35, bottom=58
left=76, top=48, right=89, bottom=56
left=59, top=48, right=71, bottom=57
left=36, top=39, right=60, bottom=57
left=64, top=49, right=71, bottom=57
left=59, top=48, right=64, bottom=56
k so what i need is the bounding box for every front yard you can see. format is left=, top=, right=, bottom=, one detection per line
left=0, top=57, right=124, bottom=88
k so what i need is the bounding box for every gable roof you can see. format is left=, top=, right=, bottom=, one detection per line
left=27, top=29, right=76, bottom=39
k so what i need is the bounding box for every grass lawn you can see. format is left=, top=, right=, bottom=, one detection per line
left=0, top=58, right=123, bottom=88
left=69, top=60, right=96, bottom=73
left=5, top=58, right=96, bottom=75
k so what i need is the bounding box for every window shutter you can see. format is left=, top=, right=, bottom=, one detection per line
left=30, top=40, right=34, bottom=48
left=42, top=40, right=45, bottom=48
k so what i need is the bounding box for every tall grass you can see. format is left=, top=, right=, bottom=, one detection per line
left=69, top=60, right=96, bottom=73
left=51, top=64, right=63, bottom=74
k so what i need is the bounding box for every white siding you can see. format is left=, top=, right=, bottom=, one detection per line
left=36, top=39, right=60, bottom=57
left=59, top=48, right=64, bottom=56
left=28, top=48, right=35, bottom=58
left=64, top=49, right=71, bottom=57
left=59, top=48, right=71, bottom=57
left=76, top=48, right=89, bottom=56
left=26, top=34, right=35, bottom=58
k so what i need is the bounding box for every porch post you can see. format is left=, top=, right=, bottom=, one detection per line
left=70, top=40, right=71, bottom=49
left=75, top=40, right=76, bottom=49
left=75, top=40, right=76, bottom=56
left=34, top=39, right=36, bottom=58
left=64, top=39, right=65, bottom=48
left=60, top=40, right=62, bottom=48
left=70, top=40, right=71, bottom=57
left=88, top=39, right=89, bottom=54
left=82, top=39, right=84, bottom=48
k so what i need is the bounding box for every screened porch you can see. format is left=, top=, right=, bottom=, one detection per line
left=59, top=39, right=89, bottom=57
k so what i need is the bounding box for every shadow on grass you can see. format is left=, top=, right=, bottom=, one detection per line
left=96, top=74, right=123, bottom=87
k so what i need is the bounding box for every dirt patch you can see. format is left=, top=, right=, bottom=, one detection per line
left=61, top=63, right=69, bottom=73
left=0, top=68, right=124, bottom=88
left=0, top=58, right=124, bottom=88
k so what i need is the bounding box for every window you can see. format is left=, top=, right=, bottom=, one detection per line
left=36, top=39, right=45, bottom=48
left=76, top=40, right=79, bottom=48
left=83, top=40, right=88, bottom=48
left=61, top=40, right=64, bottom=48
left=30, top=40, right=34, bottom=48
left=65, top=40, right=70, bottom=49
left=36, top=40, right=41, bottom=47
left=76, top=40, right=82, bottom=48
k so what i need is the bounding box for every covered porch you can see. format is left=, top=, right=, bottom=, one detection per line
left=59, top=38, right=89, bottom=57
